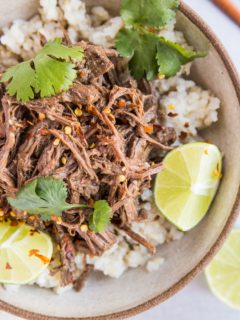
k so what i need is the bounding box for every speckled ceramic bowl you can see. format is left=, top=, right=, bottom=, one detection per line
left=0, top=1, right=240, bottom=319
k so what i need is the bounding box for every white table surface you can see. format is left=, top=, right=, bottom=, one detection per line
left=0, top=1, right=240, bottom=319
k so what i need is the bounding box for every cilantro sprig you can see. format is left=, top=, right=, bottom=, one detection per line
left=1, top=38, right=84, bottom=102
left=7, top=177, right=87, bottom=221
left=116, top=0, right=206, bottom=80
left=7, top=177, right=112, bottom=233
left=89, top=200, right=112, bottom=233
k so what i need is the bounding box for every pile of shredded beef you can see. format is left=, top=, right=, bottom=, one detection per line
left=0, top=41, right=176, bottom=287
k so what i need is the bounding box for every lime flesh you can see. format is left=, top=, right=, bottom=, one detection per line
left=205, top=230, right=240, bottom=309
left=154, top=142, right=222, bottom=231
left=0, top=220, right=53, bottom=284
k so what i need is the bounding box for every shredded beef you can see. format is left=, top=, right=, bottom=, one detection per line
left=0, top=42, right=176, bottom=288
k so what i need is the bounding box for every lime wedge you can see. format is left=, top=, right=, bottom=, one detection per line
left=205, top=230, right=240, bottom=309
left=0, top=220, right=53, bottom=284
left=154, top=142, right=222, bottom=231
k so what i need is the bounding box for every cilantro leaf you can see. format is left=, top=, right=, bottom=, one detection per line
left=0, top=38, right=84, bottom=102
left=156, top=38, right=207, bottom=77
left=116, top=0, right=207, bottom=80
left=1, top=61, right=37, bottom=102
left=89, top=200, right=111, bottom=233
left=116, top=27, right=159, bottom=80
left=34, top=56, right=77, bottom=97
left=7, top=177, right=86, bottom=221
left=37, top=38, right=84, bottom=60
left=121, top=0, right=179, bottom=27
left=116, top=27, right=206, bottom=80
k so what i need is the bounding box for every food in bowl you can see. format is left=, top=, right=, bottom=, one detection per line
left=0, top=0, right=222, bottom=294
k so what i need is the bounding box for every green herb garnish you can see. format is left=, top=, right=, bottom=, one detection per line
left=7, top=177, right=86, bottom=221
left=121, top=0, right=179, bottom=28
left=89, top=200, right=112, bottom=233
left=0, top=38, right=84, bottom=102
left=116, top=0, right=206, bottom=80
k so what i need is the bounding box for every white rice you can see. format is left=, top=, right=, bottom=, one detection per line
left=0, top=0, right=220, bottom=292
left=0, top=0, right=123, bottom=62
left=157, top=76, right=220, bottom=141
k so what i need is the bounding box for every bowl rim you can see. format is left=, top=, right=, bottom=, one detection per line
left=1, top=2, right=240, bottom=320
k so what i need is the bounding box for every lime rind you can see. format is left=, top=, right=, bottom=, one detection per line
left=154, top=142, right=222, bottom=231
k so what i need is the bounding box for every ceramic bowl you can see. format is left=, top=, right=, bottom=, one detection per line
left=0, top=1, right=240, bottom=319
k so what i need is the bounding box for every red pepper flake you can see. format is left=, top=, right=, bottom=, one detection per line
left=147, top=26, right=155, bottom=33
left=86, top=96, right=93, bottom=104
left=121, top=118, right=128, bottom=125
left=205, top=139, right=213, bottom=144
left=29, top=249, right=50, bottom=265
left=108, top=113, right=115, bottom=123
left=153, top=124, right=164, bottom=131
left=87, top=198, right=94, bottom=208
left=79, top=70, right=86, bottom=78
left=10, top=220, right=18, bottom=227
left=39, top=129, right=49, bottom=136
left=87, top=105, right=98, bottom=115
left=51, top=216, right=62, bottom=225
left=5, top=262, right=12, bottom=270
left=143, top=125, right=154, bottom=134
left=204, top=149, right=209, bottom=155
left=168, top=112, right=178, bottom=118
left=184, top=122, right=190, bottom=128
left=117, top=99, right=126, bottom=108
left=30, top=229, right=40, bottom=236
left=179, top=131, right=188, bottom=140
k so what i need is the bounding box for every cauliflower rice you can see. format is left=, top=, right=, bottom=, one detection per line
left=0, top=0, right=220, bottom=293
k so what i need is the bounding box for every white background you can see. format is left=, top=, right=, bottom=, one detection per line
left=0, top=0, right=240, bottom=319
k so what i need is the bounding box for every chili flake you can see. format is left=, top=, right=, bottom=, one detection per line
left=179, top=131, right=188, bottom=140
left=117, top=175, right=126, bottom=183
left=86, top=96, right=93, bottom=104
left=88, top=198, right=94, bottom=208
left=167, top=104, right=175, bottom=110
left=117, top=99, right=126, bottom=108
left=79, top=70, right=86, bottom=78
left=147, top=26, right=155, bottom=33
left=89, top=143, right=95, bottom=149
left=103, top=107, right=111, bottom=114
left=144, top=125, right=154, bottom=134
left=213, top=168, right=222, bottom=179
left=74, top=108, right=83, bottom=117
left=51, top=216, right=62, bottom=225
left=168, top=112, right=178, bottom=118
left=53, top=138, right=60, bottom=146
left=86, top=105, right=92, bottom=113
left=38, top=113, right=46, bottom=121
left=10, top=210, right=16, bottom=217
left=158, top=74, right=165, bottom=80
left=5, top=262, right=12, bottom=270
left=39, top=129, right=49, bottom=136
left=29, top=249, right=50, bottom=265
left=61, top=157, right=67, bottom=165
left=30, top=229, right=40, bottom=236
left=10, top=220, right=18, bottom=227
left=64, top=126, right=72, bottom=135
left=80, top=224, right=88, bottom=232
